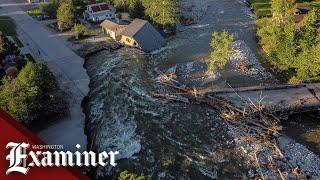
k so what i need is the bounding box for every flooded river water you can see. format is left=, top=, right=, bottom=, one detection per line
left=83, top=0, right=319, bottom=179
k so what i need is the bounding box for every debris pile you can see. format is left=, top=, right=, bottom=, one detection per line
left=150, top=71, right=320, bottom=179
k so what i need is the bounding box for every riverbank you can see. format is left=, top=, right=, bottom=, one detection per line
left=0, top=0, right=89, bottom=151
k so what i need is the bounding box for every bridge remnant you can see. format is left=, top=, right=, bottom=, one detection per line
left=207, top=83, right=320, bottom=113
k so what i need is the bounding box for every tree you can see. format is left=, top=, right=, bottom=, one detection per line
left=271, top=0, right=295, bottom=28
left=111, top=0, right=144, bottom=18
left=0, top=62, right=65, bottom=124
left=296, top=42, right=320, bottom=80
left=142, top=0, right=179, bottom=27
left=39, top=0, right=60, bottom=18
left=113, top=0, right=127, bottom=11
left=207, top=31, right=235, bottom=73
left=296, top=9, right=319, bottom=50
left=128, top=0, right=144, bottom=19
left=257, top=0, right=296, bottom=69
left=257, top=0, right=320, bottom=82
left=72, top=24, right=85, bottom=40
left=0, top=31, right=20, bottom=60
left=57, top=0, right=76, bottom=29
left=294, top=9, right=320, bottom=80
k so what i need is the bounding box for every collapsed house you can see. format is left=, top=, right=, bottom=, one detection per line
left=100, top=18, right=165, bottom=52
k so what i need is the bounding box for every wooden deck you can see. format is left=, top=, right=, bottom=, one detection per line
left=205, top=84, right=320, bottom=113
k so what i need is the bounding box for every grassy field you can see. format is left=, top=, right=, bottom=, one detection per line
left=251, top=0, right=320, bottom=18
left=297, top=0, right=320, bottom=8
left=251, top=0, right=272, bottom=18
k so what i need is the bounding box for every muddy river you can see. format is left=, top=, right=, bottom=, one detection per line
left=83, top=0, right=319, bottom=179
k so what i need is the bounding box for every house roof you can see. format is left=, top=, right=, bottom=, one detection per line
left=100, top=19, right=119, bottom=31
left=122, top=19, right=165, bottom=52
left=121, top=19, right=148, bottom=37
left=100, top=4, right=109, bottom=11
left=88, top=3, right=109, bottom=13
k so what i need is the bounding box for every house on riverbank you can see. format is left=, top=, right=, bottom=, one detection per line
left=100, top=18, right=165, bottom=52
left=100, top=19, right=129, bottom=40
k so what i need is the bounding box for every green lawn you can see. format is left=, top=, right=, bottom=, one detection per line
left=26, top=8, right=44, bottom=17
left=252, top=0, right=320, bottom=18
left=251, top=0, right=272, bottom=18
left=297, top=0, right=320, bottom=8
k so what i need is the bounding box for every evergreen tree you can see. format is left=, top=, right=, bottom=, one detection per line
left=39, top=0, right=60, bottom=18
left=128, top=0, right=144, bottom=19
left=57, top=0, right=76, bottom=29
left=208, top=31, right=235, bottom=73
left=271, top=0, right=295, bottom=28
left=142, top=0, right=178, bottom=26
left=0, top=62, right=63, bottom=124
left=258, top=0, right=320, bottom=81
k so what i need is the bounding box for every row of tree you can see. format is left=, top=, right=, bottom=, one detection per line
left=257, top=0, right=320, bottom=82
left=53, top=0, right=179, bottom=30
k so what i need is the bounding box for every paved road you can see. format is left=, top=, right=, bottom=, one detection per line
left=0, top=0, right=89, bottom=151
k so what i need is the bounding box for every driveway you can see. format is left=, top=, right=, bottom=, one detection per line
left=0, top=0, right=89, bottom=151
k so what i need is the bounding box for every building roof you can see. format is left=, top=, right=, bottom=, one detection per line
left=122, top=19, right=165, bottom=52
left=121, top=19, right=148, bottom=37
left=88, top=3, right=110, bottom=13
left=100, top=19, right=119, bottom=31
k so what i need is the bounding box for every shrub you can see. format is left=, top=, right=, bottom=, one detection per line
left=72, top=24, right=86, bottom=40
left=118, top=171, right=150, bottom=180
left=39, top=0, right=60, bottom=18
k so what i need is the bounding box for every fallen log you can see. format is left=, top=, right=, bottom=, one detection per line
left=150, top=92, right=189, bottom=103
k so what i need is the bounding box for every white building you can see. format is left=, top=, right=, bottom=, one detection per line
left=27, top=0, right=51, bottom=3
left=27, top=0, right=40, bottom=3
left=83, top=3, right=116, bottom=22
